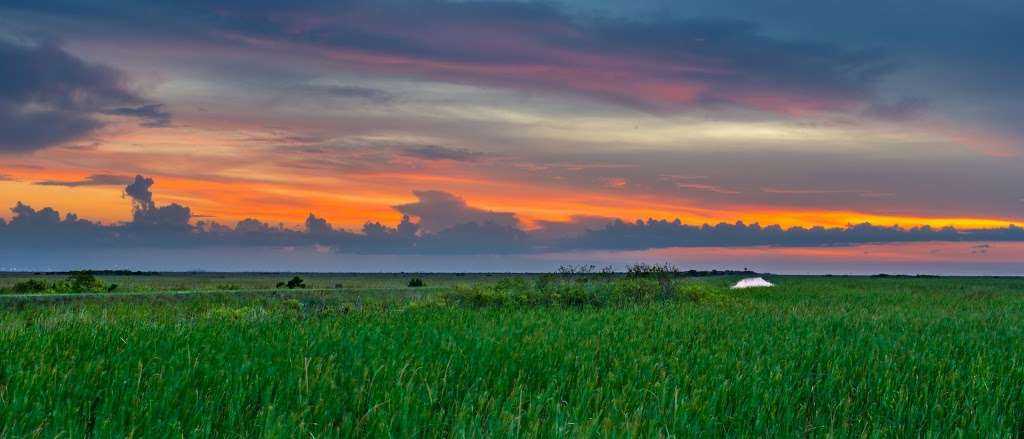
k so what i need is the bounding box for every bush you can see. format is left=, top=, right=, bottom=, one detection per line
left=625, top=262, right=679, bottom=279
left=11, top=279, right=48, bottom=294
left=408, top=278, right=425, bottom=288
left=285, top=276, right=306, bottom=289
left=495, top=276, right=530, bottom=292
left=442, top=285, right=506, bottom=307
left=66, top=271, right=106, bottom=293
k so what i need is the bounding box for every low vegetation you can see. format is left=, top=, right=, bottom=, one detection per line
left=432, top=275, right=728, bottom=308
left=2, top=274, right=1023, bottom=436
left=1, top=271, right=115, bottom=295
left=276, top=276, right=307, bottom=289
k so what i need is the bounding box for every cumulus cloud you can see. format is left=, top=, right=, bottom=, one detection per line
left=393, top=190, right=519, bottom=233
left=2, top=176, right=1024, bottom=255
left=131, top=203, right=191, bottom=229
left=124, top=175, right=155, bottom=210
left=122, top=175, right=191, bottom=229
left=0, top=41, right=170, bottom=152
left=530, top=215, right=619, bottom=242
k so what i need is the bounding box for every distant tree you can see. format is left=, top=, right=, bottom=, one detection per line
left=408, top=278, right=425, bottom=287
left=67, top=271, right=106, bottom=293
left=286, top=276, right=306, bottom=289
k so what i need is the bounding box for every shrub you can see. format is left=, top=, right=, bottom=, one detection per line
left=495, top=276, right=530, bottom=292
left=285, top=276, right=306, bottom=289
left=66, top=271, right=106, bottom=293
left=625, top=263, right=679, bottom=279
left=556, top=283, right=602, bottom=307
left=11, top=279, right=49, bottom=294
left=533, top=274, right=558, bottom=292
left=408, top=278, right=425, bottom=288
left=442, top=285, right=506, bottom=307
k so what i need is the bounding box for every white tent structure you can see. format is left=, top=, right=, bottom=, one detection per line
left=731, top=277, right=774, bottom=289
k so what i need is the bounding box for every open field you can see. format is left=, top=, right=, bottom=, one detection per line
left=0, top=272, right=508, bottom=293
left=2, top=274, right=1024, bottom=436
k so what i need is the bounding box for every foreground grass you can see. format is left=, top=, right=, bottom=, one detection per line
left=1, top=277, right=1024, bottom=436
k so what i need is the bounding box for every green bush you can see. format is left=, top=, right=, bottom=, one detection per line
left=286, top=276, right=306, bottom=289
left=442, top=284, right=508, bottom=307
left=10, top=279, right=49, bottom=294
left=61, top=271, right=107, bottom=294
left=408, top=278, right=425, bottom=287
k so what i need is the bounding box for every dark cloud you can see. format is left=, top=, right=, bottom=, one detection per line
left=34, top=174, right=133, bottom=187
left=121, top=174, right=191, bottom=230
left=393, top=190, right=519, bottom=233
left=1, top=176, right=1022, bottom=255
left=130, top=203, right=191, bottom=229
left=398, top=145, right=482, bottom=162
left=123, top=174, right=155, bottom=210
left=104, top=104, right=172, bottom=127
left=0, top=40, right=169, bottom=152
left=304, top=213, right=333, bottom=235
left=531, top=215, right=619, bottom=242
left=0, top=105, right=103, bottom=153
left=558, top=219, right=1015, bottom=250
left=0, top=1, right=895, bottom=116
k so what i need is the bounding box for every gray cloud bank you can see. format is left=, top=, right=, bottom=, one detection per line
left=0, top=40, right=169, bottom=152
left=2, top=176, right=1022, bottom=254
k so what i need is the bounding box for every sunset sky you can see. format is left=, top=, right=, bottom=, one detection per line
left=1, top=0, right=1022, bottom=271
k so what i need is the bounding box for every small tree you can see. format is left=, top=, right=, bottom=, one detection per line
left=408, top=278, right=425, bottom=287
left=67, top=271, right=105, bottom=293
left=286, top=276, right=305, bottom=288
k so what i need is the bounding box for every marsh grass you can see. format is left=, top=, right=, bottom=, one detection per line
left=1, top=276, right=1023, bottom=436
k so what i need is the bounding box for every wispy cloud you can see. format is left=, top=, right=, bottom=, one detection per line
left=34, top=174, right=134, bottom=187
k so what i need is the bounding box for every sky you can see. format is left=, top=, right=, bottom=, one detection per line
left=0, top=0, right=1022, bottom=272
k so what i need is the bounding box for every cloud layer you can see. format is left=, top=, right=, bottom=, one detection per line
left=0, top=1, right=895, bottom=117
left=2, top=176, right=1021, bottom=255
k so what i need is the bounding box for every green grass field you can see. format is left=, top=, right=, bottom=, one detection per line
left=2, top=274, right=1023, bottom=437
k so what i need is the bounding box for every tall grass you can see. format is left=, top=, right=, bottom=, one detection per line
left=1, top=276, right=1023, bottom=436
